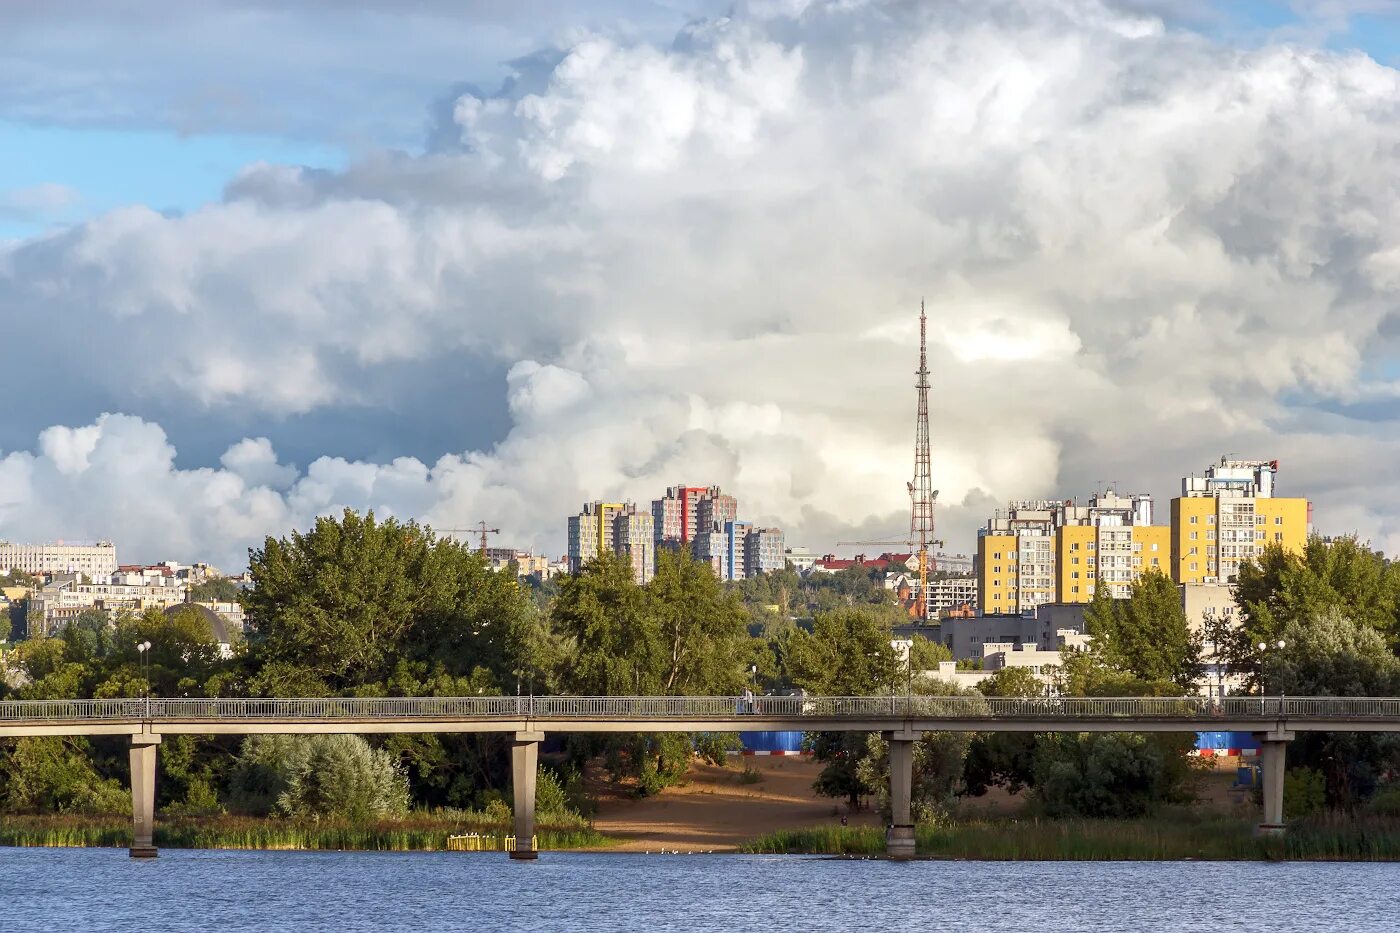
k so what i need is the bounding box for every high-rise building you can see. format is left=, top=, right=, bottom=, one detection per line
left=0, top=541, right=117, bottom=580
left=691, top=526, right=727, bottom=578
left=1171, top=458, right=1309, bottom=584
left=651, top=484, right=739, bottom=551
left=976, top=491, right=1165, bottom=614
left=567, top=501, right=655, bottom=584
left=744, top=527, right=786, bottom=577
left=697, top=493, right=738, bottom=538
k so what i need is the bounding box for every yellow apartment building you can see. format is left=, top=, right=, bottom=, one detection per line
left=976, top=491, right=1166, bottom=614
left=1171, top=458, right=1309, bottom=584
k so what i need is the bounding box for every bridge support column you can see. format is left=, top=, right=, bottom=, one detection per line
left=510, top=732, right=544, bottom=860
left=1256, top=730, right=1294, bottom=835
left=129, top=734, right=161, bottom=858
left=884, top=730, right=917, bottom=859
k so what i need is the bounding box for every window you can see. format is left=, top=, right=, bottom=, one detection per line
left=1256, top=516, right=1265, bottom=525
left=1087, top=543, right=1096, bottom=551
left=1071, top=586, right=1079, bottom=594
left=1151, top=543, right=1159, bottom=552
left=1151, top=558, right=1160, bottom=567
left=1207, top=516, right=1215, bottom=524
left=1071, top=571, right=1079, bottom=579
left=1190, top=562, right=1198, bottom=571
left=1274, top=532, right=1283, bottom=542
left=1189, top=547, right=1197, bottom=556
left=1207, top=530, right=1216, bottom=540
left=1207, top=546, right=1216, bottom=555
left=1190, top=531, right=1198, bottom=540
left=1071, top=556, right=1079, bottom=565
left=1256, top=531, right=1265, bottom=540
left=993, top=565, right=1001, bottom=573
left=1190, top=516, right=1198, bottom=524
left=1274, top=516, right=1283, bottom=525
left=1071, top=543, right=1079, bottom=552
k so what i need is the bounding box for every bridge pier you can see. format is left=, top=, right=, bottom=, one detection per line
left=510, top=731, right=544, bottom=860
left=1256, top=730, right=1294, bottom=835
left=884, top=730, right=917, bottom=859
left=129, top=734, right=161, bottom=858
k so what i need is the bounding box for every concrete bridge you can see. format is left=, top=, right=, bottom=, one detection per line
left=5, top=694, right=1400, bottom=859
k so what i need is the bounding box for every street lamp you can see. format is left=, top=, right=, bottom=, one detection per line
left=1258, top=639, right=1287, bottom=716
left=136, top=640, right=152, bottom=719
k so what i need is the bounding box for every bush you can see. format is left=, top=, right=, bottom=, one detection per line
left=229, top=735, right=409, bottom=820
left=1032, top=733, right=1196, bottom=818
left=1284, top=767, right=1327, bottom=819
left=1366, top=784, right=1400, bottom=818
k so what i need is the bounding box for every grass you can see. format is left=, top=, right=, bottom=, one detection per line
left=0, top=812, right=613, bottom=852
left=741, top=813, right=1400, bottom=861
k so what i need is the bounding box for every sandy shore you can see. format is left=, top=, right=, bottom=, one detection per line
left=585, top=756, right=880, bottom=852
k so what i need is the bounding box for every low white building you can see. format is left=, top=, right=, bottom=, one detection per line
left=0, top=542, right=117, bottom=580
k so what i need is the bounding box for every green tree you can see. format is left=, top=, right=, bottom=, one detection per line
left=1225, top=536, right=1400, bottom=683
left=228, top=734, right=409, bottom=819
left=553, top=551, right=658, bottom=694
left=1032, top=732, right=1198, bottom=818
left=244, top=509, right=534, bottom=695
left=962, top=668, right=1042, bottom=796
left=907, top=635, right=952, bottom=674
left=649, top=548, right=748, bottom=694
left=787, top=608, right=900, bottom=695
left=188, top=577, right=241, bottom=602
left=1085, top=571, right=1200, bottom=690
left=0, top=606, right=10, bottom=643
left=788, top=609, right=901, bottom=809
left=0, top=737, right=128, bottom=814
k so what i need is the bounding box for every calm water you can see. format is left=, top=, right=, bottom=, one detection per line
left=2, top=848, right=1398, bottom=932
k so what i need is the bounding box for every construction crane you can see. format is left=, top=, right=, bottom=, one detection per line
left=434, top=522, right=500, bottom=555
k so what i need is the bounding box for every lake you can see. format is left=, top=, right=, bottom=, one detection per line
left=2, top=848, right=1396, bottom=932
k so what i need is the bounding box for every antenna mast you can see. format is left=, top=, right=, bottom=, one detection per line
left=908, top=301, right=936, bottom=621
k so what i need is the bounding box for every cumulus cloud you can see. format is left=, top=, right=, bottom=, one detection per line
left=5, top=0, right=1400, bottom=564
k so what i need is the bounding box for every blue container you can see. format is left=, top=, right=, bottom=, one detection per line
left=1195, top=731, right=1261, bottom=753
left=739, top=731, right=805, bottom=754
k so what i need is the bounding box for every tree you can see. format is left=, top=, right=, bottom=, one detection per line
left=788, top=609, right=901, bottom=809
left=1032, top=732, right=1198, bottom=818
left=245, top=509, right=534, bottom=695
left=553, top=552, right=658, bottom=694
left=0, top=606, right=10, bottom=643
left=1085, top=571, right=1200, bottom=690
left=907, top=635, right=952, bottom=674
left=962, top=668, right=1042, bottom=796
left=1262, top=608, right=1400, bottom=809
left=786, top=608, right=900, bottom=695
left=189, top=577, right=240, bottom=603
left=1224, top=536, right=1400, bottom=683
left=648, top=548, right=748, bottom=694
left=228, top=734, right=409, bottom=819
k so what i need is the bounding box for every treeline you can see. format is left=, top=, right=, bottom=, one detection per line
left=2, top=512, right=1399, bottom=825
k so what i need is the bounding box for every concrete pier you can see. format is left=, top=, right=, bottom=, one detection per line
left=129, top=734, right=161, bottom=858
left=1256, top=730, right=1294, bottom=835
left=510, top=731, right=543, bottom=859
left=884, top=730, right=917, bottom=859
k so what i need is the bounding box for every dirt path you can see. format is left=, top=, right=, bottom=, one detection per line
left=585, top=756, right=881, bottom=852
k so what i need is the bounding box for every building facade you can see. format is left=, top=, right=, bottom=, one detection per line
left=0, top=542, right=117, bottom=580
left=1171, top=458, right=1309, bottom=585
left=744, top=527, right=785, bottom=577
left=567, top=501, right=655, bottom=584
left=976, top=492, right=1164, bottom=614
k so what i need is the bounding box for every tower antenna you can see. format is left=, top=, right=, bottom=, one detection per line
left=909, top=300, right=937, bottom=621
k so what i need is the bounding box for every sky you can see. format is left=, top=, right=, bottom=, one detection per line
left=3, top=0, right=1400, bottom=570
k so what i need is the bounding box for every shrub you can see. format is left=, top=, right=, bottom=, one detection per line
left=229, top=735, right=409, bottom=820
left=1284, top=767, right=1327, bottom=819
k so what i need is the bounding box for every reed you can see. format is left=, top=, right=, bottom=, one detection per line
left=0, top=813, right=611, bottom=851
left=742, top=814, right=1400, bottom=861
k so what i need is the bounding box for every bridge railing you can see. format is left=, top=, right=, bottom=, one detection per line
left=4, top=695, right=1400, bottom=722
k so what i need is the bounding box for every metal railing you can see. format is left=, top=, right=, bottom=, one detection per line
left=4, top=695, right=1400, bottom=722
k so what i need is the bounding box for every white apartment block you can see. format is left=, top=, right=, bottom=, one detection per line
left=0, top=542, right=117, bottom=580
left=28, top=579, right=188, bottom=636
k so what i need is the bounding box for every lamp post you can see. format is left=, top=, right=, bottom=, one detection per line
left=1257, top=639, right=1287, bottom=717
left=136, top=640, right=152, bottom=719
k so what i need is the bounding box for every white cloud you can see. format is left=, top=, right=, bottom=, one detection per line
left=4, top=0, right=1400, bottom=564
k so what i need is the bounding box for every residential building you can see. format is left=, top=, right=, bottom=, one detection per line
left=1172, top=457, right=1309, bottom=585
left=977, top=491, right=1165, bottom=614
left=785, top=546, right=817, bottom=574
left=933, top=553, right=974, bottom=576
left=484, top=548, right=552, bottom=579
left=940, top=603, right=1090, bottom=661
left=691, top=526, right=727, bottom=579
left=926, top=575, right=977, bottom=619
left=650, top=485, right=716, bottom=549
left=696, top=492, right=738, bottom=538
left=566, top=501, right=655, bottom=584
left=744, top=527, right=786, bottom=576
left=27, top=578, right=188, bottom=636
left=1182, top=582, right=1248, bottom=697
left=0, top=542, right=117, bottom=580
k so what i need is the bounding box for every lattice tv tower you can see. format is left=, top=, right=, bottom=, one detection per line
left=907, top=301, right=938, bottom=621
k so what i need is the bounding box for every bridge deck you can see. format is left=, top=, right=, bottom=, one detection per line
left=2, top=696, right=1400, bottom=736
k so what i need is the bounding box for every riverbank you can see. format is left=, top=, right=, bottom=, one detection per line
left=0, top=813, right=612, bottom=851
left=741, top=814, right=1400, bottom=860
